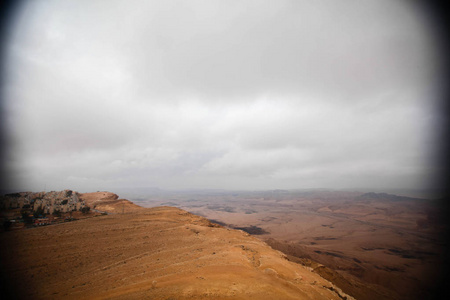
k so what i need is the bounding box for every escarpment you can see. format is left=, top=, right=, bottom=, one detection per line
left=0, top=205, right=353, bottom=299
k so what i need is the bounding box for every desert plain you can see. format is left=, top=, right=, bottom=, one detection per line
left=133, top=189, right=448, bottom=300
left=1, top=189, right=448, bottom=300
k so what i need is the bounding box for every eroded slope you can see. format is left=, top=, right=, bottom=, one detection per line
left=0, top=206, right=351, bottom=299
left=79, top=192, right=143, bottom=214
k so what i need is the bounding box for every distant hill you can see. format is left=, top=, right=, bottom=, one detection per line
left=357, top=192, right=426, bottom=202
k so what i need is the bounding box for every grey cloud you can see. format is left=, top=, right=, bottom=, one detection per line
left=1, top=0, right=442, bottom=192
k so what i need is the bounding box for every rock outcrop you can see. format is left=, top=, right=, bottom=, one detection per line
left=0, top=190, right=86, bottom=214
left=78, top=191, right=143, bottom=214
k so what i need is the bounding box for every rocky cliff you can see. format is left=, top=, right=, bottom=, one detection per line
left=0, top=190, right=86, bottom=214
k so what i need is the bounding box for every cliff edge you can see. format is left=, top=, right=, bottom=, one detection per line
left=0, top=205, right=353, bottom=299
left=79, top=191, right=143, bottom=214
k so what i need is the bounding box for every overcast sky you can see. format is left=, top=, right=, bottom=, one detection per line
left=1, top=0, right=444, bottom=192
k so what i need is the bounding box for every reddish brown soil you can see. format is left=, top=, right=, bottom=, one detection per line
left=0, top=206, right=352, bottom=299
left=143, top=190, right=447, bottom=300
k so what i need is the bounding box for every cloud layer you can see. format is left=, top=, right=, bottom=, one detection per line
left=2, top=0, right=442, bottom=192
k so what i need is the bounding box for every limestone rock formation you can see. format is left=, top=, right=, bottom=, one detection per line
left=0, top=190, right=86, bottom=214
left=78, top=191, right=143, bottom=213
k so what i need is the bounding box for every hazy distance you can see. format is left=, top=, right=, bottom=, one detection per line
left=1, top=0, right=446, bottom=193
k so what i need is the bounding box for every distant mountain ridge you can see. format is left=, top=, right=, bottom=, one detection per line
left=357, top=192, right=426, bottom=202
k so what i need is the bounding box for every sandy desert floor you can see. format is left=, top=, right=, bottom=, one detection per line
left=137, top=190, right=448, bottom=300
